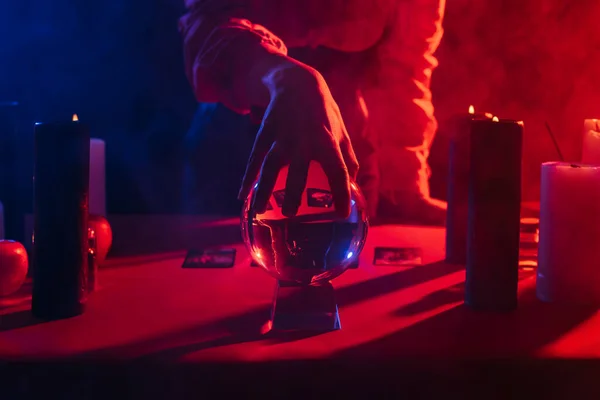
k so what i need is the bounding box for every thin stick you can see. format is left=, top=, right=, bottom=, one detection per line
left=545, top=121, right=564, bottom=162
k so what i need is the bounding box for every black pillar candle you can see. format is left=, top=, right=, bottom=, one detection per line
left=445, top=112, right=492, bottom=264
left=32, top=120, right=90, bottom=320
left=465, top=118, right=523, bottom=311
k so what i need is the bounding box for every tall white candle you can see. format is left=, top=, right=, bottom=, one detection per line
left=89, top=138, right=106, bottom=216
left=537, top=162, right=600, bottom=305
left=581, top=119, right=600, bottom=164
left=0, top=200, right=4, bottom=240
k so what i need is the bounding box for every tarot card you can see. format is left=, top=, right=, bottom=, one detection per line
left=373, top=247, right=423, bottom=266
left=182, top=248, right=236, bottom=269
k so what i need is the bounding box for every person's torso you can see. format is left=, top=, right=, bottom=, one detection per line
left=262, top=0, right=393, bottom=52
left=185, top=0, right=394, bottom=52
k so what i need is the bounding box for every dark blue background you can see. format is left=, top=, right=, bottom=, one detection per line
left=0, top=1, right=198, bottom=215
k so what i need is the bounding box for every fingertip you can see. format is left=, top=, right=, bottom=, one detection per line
left=333, top=190, right=352, bottom=219
left=250, top=188, right=267, bottom=214
left=238, top=179, right=250, bottom=200
left=336, top=203, right=351, bottom=219
left=250, top=195, right=266, bottom=214
left=282, top=204, right=299, bottom=218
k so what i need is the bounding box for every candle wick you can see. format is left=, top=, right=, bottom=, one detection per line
left=545, top=121, right=565, bottom=162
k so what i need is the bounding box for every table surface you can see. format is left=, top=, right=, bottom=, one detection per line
left=3, top=212, right=600, bottom=365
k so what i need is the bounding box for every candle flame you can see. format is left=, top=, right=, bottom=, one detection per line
left=468, top=105, right=475, bottom=114
left=520, top=217, right=539, bottom=225
left=72, top=114, right=79, bottom=122
left=484, top=112, right=494, bottom=119
left=492, top=116, right=499, bottom=122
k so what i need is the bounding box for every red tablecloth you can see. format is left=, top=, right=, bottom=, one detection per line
left=2, top=215, right=600, bottom=398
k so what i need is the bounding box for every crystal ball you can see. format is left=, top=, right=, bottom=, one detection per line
left=241, top=161, right=368, bottom=285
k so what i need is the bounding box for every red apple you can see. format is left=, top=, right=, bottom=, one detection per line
left=88, top=215, right=113, bottom=265
left=0, top=240, right=28, bottom=296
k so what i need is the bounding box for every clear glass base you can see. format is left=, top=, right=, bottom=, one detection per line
left=266, top=280, right=341, bottom=333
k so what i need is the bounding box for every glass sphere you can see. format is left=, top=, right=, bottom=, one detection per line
left=241, top=162, right=368, bottom=285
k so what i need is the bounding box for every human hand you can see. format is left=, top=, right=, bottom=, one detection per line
left=238, top=61, right=359, bottom=218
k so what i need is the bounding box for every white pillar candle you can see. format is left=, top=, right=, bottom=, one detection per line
left=0, top=200, right=4, bottom=240
left=581, top=119, right=600, bottom=164
left=89, top=138, right=106, bottom=216
left=537, top=162, right=600, bottom=305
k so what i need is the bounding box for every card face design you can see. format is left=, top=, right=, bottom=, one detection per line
left=182, top=248, right=236, bottom=268
left=373, top=247, right=423, bottom=266
left=306, top=189, right=334, bottom=208
left=272, top=190, right=286, bottom=208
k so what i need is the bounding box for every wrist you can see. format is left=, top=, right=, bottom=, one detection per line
left=241, top=51, right=287, bottom=107
left=245, top=51, right=319, bottom=106
left=263, top=58, right=321, bottom=96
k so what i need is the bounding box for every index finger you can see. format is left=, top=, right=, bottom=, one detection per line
left=340, top=133, right=359, bottom=182
left=318, top=146, right=352, bottom=218
left=238, top=117, right=276, bottom=200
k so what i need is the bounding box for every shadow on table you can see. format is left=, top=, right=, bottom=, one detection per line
left=393, top=281, right=465, bottom=317
left=329, top=279, right=599, bottom=398
left=335, top=276, right=597, bottom=360
left=337, top=261, right=464, bottom=307
left=14, top=262, right=597, bottom=398
left=80, top=301, right=328, bottom=362
left=138, top=330, right=328, bottom=363
left=0, top=310, right=45, bottom=332
left=392, top=269, right=536, bottom=317
left=0, top=281, right=43, bottom=332
left=79, top=260, right=463, bottom=360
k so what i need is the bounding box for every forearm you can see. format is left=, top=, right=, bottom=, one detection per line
left=180, top=9, right=305, bottom=113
